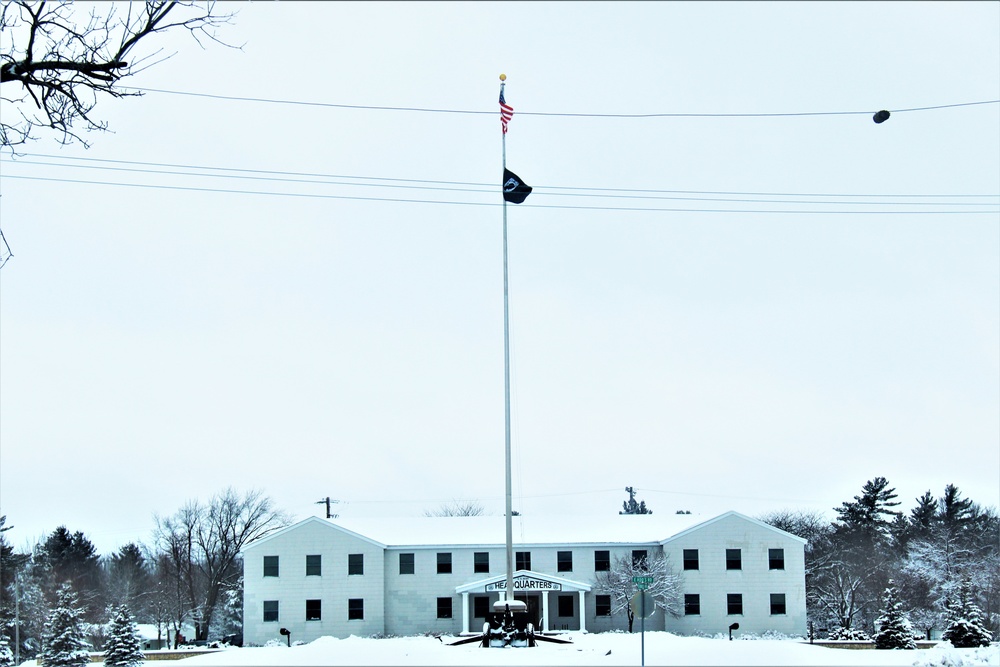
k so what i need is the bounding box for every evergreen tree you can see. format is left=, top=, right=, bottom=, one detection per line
left=0, top=634, right=13, bottom=667
left=40, top=586, right=90, bottom=667
left=874, top=580, right=917, bottom=649
left=103, top=605, right=144, bottom=667
left=942, top=577, right=993, bottom=648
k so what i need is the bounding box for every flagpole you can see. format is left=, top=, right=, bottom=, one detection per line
left=500, top=73, right=515, bottom=606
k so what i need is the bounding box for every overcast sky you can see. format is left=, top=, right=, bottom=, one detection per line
left=1, top=1, right=998, bottom=556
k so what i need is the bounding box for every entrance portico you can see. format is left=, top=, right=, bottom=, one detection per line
left=456, top=570, right=592, bottom=633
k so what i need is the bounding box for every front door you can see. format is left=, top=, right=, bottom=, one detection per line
left=514, top=593, right=540, bottom=628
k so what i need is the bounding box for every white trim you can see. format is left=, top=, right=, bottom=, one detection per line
left=455, top=569, right=592, bottom=594
left=660, top=511, right=807, bottom=546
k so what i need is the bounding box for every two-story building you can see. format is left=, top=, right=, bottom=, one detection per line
left=242, top=511, right=806, bottom=644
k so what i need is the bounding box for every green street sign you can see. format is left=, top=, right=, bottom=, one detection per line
left=632, top=575, right=654, bottom=589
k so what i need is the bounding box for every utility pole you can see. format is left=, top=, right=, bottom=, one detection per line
left=315, top=497, right=339, bottom=519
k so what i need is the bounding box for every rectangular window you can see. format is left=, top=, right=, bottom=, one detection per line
left=263, top=600, right=278, bottom=622
left=399, top=552, right=414, bottom=575
left=306, top=554, right=322, bottom=576
left=437, top=597, right=453, bottom=619
left=474, top=596, right=490, bottom=618
left=263, top=556, right=279, bottom=577
left=726, top=549, right=742, bottom=570
left=684, top=594, right=700, bottom=616
left=474, top=552, right=489, bottom=574
left=348, top=598, right=364, bottom=620
left=727, top=593, right=743, bottom=615
left=769, top=548, right=785, bottom=570
left=594, top=550, right=610, bottom=572
left=557, top=551, right=573, bottom=572
left=595, top=595, right=612, bottom=617
left=557, top=595, right=574, bottom=617
left=437, top=552, right=452, bottom=574
left=632, top=549, right=648, bottom=568
left=770, top=593, right=786, bottom=615
left=348, top=553, right=364, bottom=575
left=306, top=599, right=321, bottom=621
left=683, top=549, right=699, bottom=571
left=515, top=551, right=531, bottom=571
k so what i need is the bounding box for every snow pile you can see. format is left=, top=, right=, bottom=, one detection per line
left=912, top=641, right=1000, bottom=667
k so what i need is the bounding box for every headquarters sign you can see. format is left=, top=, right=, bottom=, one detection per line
left=485, top=575, right=562, bottom=592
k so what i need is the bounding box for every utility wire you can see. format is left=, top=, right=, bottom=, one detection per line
left=120, top=86, right=1000, bottom=119
left=4, top=174, right=997, bottom=215
left=6, top=154, right=998, bottom=203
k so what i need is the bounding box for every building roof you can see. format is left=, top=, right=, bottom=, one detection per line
left=243, top=510, right=806, bottom=553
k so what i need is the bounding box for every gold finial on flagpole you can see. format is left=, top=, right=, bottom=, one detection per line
left=499, top=73, right=506, bottom=81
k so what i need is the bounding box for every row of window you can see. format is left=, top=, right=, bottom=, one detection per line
left=681, top=593, right=787, bottom=616
left=263, top=598, right=365, bottom=622
left=262, top=592, right=787, bottom=623
left=262, top=595, right=581, bottom=624
left=262, top=548, right=785, bottom=578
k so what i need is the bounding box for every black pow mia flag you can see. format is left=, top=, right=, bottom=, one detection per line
left=502, top=168, right=532, bottom=204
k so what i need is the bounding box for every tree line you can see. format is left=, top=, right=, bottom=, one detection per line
left=759, top=478, right=999, bottom=641
left=0, top=488, right=289, bottom=661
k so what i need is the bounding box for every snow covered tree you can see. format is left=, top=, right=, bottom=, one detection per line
left=942, top=577, right=993, bottom=648
left=0, top=634, right=13, bottom=667
left=594, top=551, right=681, bottom=632
left=620, top=487, right=652, bottom=515
left=873, top=580, right=917, bottom=649
left=103, top=605, right=144, bottom=667
left=40, top=585, right=90, bottom=667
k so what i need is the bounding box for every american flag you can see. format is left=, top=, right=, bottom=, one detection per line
left=499, top=88, right=514, bottom=134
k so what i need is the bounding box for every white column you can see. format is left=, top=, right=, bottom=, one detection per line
left=578, top=591, right=587, bottom=632
left=462, top=592, right=470, bottom=633
left=541, top=592, right=550, bottom=632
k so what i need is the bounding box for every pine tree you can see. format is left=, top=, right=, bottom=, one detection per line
left=942, top=577, right=993, bottom=648
left=40, top=585, right=91, bottom=667
left=874, top=580, right=917, bottom=649
left=0, top=634, right=14, bottom=667
left=103, top=605, right=145, bottom=667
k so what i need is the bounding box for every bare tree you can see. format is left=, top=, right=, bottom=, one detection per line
left=594, top=552, right=682, bottom=633
left=0, top=1, right=236, bottom=148
left=153, top=488, right=290, bottom=642
left=424, top=500, right=486, bottom=517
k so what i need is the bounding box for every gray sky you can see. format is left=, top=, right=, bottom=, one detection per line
left=1, top=1, right=998, bottom=556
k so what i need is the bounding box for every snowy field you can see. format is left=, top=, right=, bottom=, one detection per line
left=70, top=633, right=998, bottom=667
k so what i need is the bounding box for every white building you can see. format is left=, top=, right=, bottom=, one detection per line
left=242, top=511, right=806, bottom=644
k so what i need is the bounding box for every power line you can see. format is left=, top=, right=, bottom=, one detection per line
left=6, top=154, right=998, bottom=203
left=120, top=86, right=1000, bottom=119
left=4, top=174, right=996, bottom=215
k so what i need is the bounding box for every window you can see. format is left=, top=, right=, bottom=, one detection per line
left=437, top=597, right=453, bottom=619
left=684, top=594, right=700, bottom=616
left=348, top=553, right=364, bottom=575
left=306, top=554, right=322, bottom=576
left=594, top=550, right=610, bottom=572
left=632, top=550, right=648, bottom=568
left=683, top=549, right=699, bottom=571
left=263, top=600, right=278, bottom=622
left=399, top=553, right=414, bottom=575
left=474, top=552, right=489, bottom=574
left=726, top=549, right=742, bottom=570
left=263, top=556, right=279, bottom=577
left=437, top=552, right=452, bottom=574
left=516, top=551, right=531, bottom=571
left=595, top=595, right=612, bottom=617
left=306, top=599, right=322, bottom=621
left=474, top=596, right=490, bottom=618
left=727, top=593, right=743, bottom=615
left=557, top=595, right=574, bottom=617
left=348, top=598, right=364, bottom=620
left=557, top=551, right=573, bottom=572
left=770, top=593, right=786, bottom=615
left=769, top=548, right=785, bottom=570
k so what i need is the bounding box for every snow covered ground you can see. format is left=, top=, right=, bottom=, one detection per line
left=120, top=633, right=999, bottom=667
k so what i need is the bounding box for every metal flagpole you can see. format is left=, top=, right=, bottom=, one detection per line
left=500, top=73, right=515, bottom=605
